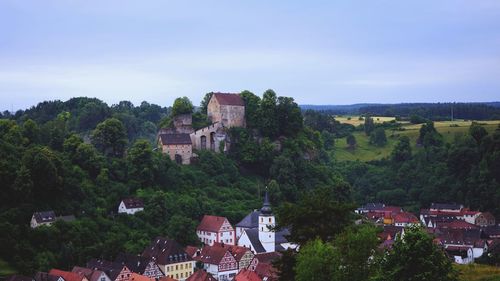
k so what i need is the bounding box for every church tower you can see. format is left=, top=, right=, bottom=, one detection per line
left=258, top=190, right=275, bottom=252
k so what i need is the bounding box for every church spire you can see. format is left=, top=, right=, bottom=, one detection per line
left=260, top=187, right=272, bottom=215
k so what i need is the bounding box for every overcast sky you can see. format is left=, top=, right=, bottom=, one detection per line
left=1, top=0, right=500, bottom=111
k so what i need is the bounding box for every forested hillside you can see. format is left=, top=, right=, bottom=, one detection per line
left=1, top=93, right=500, bottom=280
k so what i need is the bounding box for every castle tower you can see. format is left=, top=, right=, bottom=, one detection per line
left=258, top=190, right=275, bottom=252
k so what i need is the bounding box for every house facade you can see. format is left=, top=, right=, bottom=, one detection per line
left=194, top=244, right=238, bottom=281
left=197, top=215, right=235, bottom=246
left=158, top=133, right=193, bottom=165
left=207, top=93, right=245, bottom=128
left=31, top=211, right=57, bottom=228
left=141, top=237, right=195, bottom=281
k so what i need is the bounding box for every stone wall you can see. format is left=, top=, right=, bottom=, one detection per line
left=207, top=97, right=245, bottom=128
left=190, top=122, right=225, bottom=153
left=159, top=141, right=192, bottom=164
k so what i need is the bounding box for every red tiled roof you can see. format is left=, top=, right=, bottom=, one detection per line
left=436, top=220, right=479, bottom=229
left=186, top=270, right=216, bottom=281
left=185, top=246, right=199, bottom=258
left=253, top=263, right=278, bottom=281
left=383, top=206, right=402, bottom=213
left=195, top=244, right=231, bottom=265
left=211, top=243, right=253, bottom=262
left=49, top=269, right=86, bottom=281
left=197, top=215, right=230, bottom=232
left=234, top=269, right=262, bottom=281
left=212, top=93, right=245, bottom=106
left=252, top=252, right=282, bottom=264
left=393, top=212, right=419, bottom=224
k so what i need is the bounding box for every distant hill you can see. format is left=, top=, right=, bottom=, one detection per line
left=301, top=102, right=500, bottom=120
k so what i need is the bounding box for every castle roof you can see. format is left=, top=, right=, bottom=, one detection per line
left=212, top=93, right=245, bottom=106
left=159, top=133, right=192, bottom=145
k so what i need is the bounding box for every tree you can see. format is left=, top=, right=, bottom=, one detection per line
left=276, top=185, right=354, bottom=245
left=22, top=119, right=40, bottom=145
left=259, top=89, right=279, bottom=137
left=321, top=131, right=335, bottom=150
left=369, top=128, right=387, bottom=146
left=276, top=96, right=303, bottom=136
left=364, top=116, right=375, bottom=136
left=127, top=139, right=154, bottom=187
left=91, top=118, right=128, bottom=157
left=346, top=134, right=357, bottom=149
left=200, top=92, right=214, bottom=114
left=240, top=90, right=261, bottom=129
left=373, top=226, right=458, bottom=281
left=417, top=121, right=442, bottom=147
left=295, top=239, right=336, bottom=281
left=391, top=136, right=412, bottom=162
left=469, top=122, right=488, bottom=144
left=171, top=97, right=193, bottom=116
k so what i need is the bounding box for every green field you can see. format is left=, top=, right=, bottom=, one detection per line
left=335, top=116, right=398, bottom=126
left=0, top=259, right=16, bottom=279
left=456, top=264, right=500, bottom=281
left=334, top=119, right=500, bottom=162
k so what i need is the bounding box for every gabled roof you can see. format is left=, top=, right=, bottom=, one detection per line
left=71, top=267, right=107, bottom=281
left=33, top=211, right=56, bottom=223
left=142, top=237, right=192, bottom=265
left=185, top=246, right=199, bottom=258
left=243, top=228, right=266, bottom=253
left=393, top=212, right=419, bottom=224
left=114, top=253, right=150, bottom=274
left=197, top=215, right=231, bottom=232
left=235, top=210, right=260, bottom=229
left=159, top=133, right=192, bottom=145
left=49, top=269, right=86, bottom=281
left=186, top=270, right=216, bottom=281
left=86, top=259, right=126, bottom=281
left=212, top=93, right=245, bottom=106
left=195, top=244, right=234, bottom=265
left=358, top=203, right=385, bottom=211
left=120, top=198, right=144, bottom=209
left=234, top=269, right=262, bottom=281
left=253, top=252, right=282, bottom=264
left=436, top=220, right=479, bottom=230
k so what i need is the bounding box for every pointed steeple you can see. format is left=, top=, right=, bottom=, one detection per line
left=260, top=187, right=272, bottom=215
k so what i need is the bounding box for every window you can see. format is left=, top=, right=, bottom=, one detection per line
left=269, top=218, right=272, bottom=223
left=261, top=218, right=263, bottom=222
left=180, top=264, right=183, bottom=270
left=175, top=274, right=178, bottom=279
left=176, top=265, right=178, bottom=270
left=181, top=273, right=183, bottom=278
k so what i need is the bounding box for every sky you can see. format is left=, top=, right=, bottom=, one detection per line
left=1, top=0, right=500, bottom=111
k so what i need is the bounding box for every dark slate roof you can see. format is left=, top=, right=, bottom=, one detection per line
left=275, top=228, right=290, bottom=245
left=142, top=237, right=192, bottom=265
left=121, top=198, right=144, bottom=209
left=359, top=203, right=385, bottom=211
left=34, top=272, right=62, bottom=281
left=159, top=133, right=192, bottom=145
left=244, top=228, right=266, bottom=253
left=6, top=275, right=34, bottom=281
left=86, top=259, right=125, bottom=281
left=114, top=253, right=149, bottom=274
left=430, top=203, right=463, bottom=210
left=235, top=210, right=260, bottom=228
left=33, top=211, right=56, bottom=224
left=212, top=93, right=245, bottom=106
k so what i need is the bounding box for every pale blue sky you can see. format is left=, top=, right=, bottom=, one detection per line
left=1, top=0, right=500, bottom=110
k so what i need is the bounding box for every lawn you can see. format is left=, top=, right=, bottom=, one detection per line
left=335, top=116, right=398, bottom=126
left=0, top=258, right=16, bottom=279
left=456, top=264, right=500, bottom=281
left=333, top=119, right=500, bottom=162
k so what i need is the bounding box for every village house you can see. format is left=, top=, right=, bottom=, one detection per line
left=118, top=198, right=144, bottom=215
left=193, top=244, right=238, bottom=281
left=237, top=192, right=297, bottom=253
left=30, top=211, right=56, bottom=228
left=30, top=211, right=75, bottom=228
left=71, top=267, right=111, bottom=281
left=355, top=203, right=385, bottom=214
left=128, top=273, right=176, bottom=281
left=34, top=272, right=65, bottom=281
left=114, top=253, right=164, bottom=279
left=393, top=212, right=419, bottom=227
left=434, top=228, right=487, bottom=263
left=86, top=259, right=132, bottom=281
left=247, top=252, right=281, bottom=281
left=206, top=93, right=245, bottom=129
left=157, top=133, right=193, bottom=165
left=474, top=212, right=496, bottom=227
left=185, top=270, right=216, bottom=281
left=196, top=215, right=235, bottom=246
left=49, top=270, right=89, bottom=281
left=141, top=237, right=195, bottom=281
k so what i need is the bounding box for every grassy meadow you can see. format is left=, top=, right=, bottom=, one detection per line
left=456, top=264, right=500, bottom=281
left=334, top=117, right=500, bottom=162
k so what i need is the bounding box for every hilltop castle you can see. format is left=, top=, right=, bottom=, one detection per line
left=157, top=93, right=246, bottom=164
